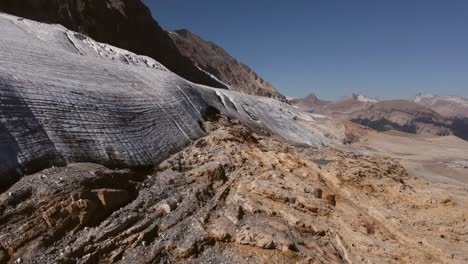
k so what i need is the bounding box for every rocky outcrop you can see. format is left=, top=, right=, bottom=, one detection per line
left=450, top=117, right=468, bottom=140
left=0, top=0, right=226, bottom=89
left=169, top=29, right=287, bottom=102
left=0, top=14, right=343, bottom=190
left=289, top=93, right=328, bottom=113
left=1, top=117, right=466, bottom=263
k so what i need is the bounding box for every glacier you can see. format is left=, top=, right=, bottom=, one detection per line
left=0, top=13, right=344, bottom=187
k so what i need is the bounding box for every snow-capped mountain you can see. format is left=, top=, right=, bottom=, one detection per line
left=411, top=93, right=437, bottom=103
left=352, top=93, right=379, bottom=103
left=411, top=93, right=468, bottom=118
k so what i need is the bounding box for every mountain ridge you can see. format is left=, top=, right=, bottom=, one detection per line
left=169, top=29, right=287, bottom=102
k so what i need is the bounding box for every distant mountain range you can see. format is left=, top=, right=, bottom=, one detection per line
left=292, top=93, right=468, bottom=140
left=0, top=0, right=286, bottom=101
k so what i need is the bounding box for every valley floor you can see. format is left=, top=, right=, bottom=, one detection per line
left=349, top=129, right=468, bottom=187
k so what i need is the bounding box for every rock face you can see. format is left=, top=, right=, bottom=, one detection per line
left=289, top=93, right=328, bottom=113
left=293, top=93, right=462, bottom=139
left=450, top=117, right=468, bottom=141
left=169, top=29, right=287, bottom=102
left=411, top=94, right=468, bottom=140
left=0, top=14, right=342, bottom=190
left=1, top=117, right=466, bottom=263
left=0, top=0, right=226, bottom=89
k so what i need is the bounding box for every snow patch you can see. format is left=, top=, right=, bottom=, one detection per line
left=353, top=93, right=378, bottom=103
left=443, top=96, right=468, bottom=108
left=412, top=93, right=436, bottom=103
left=195, top=65, right=231, bottom=90
left=412, top=93, right=468, bottom=108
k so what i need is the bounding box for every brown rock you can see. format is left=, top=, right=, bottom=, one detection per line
left=314, top=188, right=323, bottom=199
left=0, top=119, right=464, bottom=264
left=207, top=227, right=232, bottom=242
left=256, top=237, right=275, bottom=249
left=0, top=247, right=8, bottom=263
left=169, top=29, right=287, bottom=102
left=158, top=201, right=178, bottom=214
left=323, top=193, right=336, bottom=206
left=93, top=189, right=130, bottom=211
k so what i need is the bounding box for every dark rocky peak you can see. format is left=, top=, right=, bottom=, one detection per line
left=0, top=0, right=227, bottom=89
left=302, top=93, right=320, bottom=103
left=169, top=28, right=288, bottom=102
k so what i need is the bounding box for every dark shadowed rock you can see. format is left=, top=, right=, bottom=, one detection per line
left=169, top=29, right=287, bottom=102
left=0, top=0, right=227, bottom=89
left=451, top=117, right=468, bottom=141
left=289, top=93, right=329, bottom=112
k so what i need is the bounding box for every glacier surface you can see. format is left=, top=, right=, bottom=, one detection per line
left=0, top=13, right=342, bottom=186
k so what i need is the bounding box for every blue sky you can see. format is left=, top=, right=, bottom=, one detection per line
left=145, top=0, right=468, bottom=100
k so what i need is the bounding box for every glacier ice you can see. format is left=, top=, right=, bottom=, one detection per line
left=0, top=14, right=343, bottom=186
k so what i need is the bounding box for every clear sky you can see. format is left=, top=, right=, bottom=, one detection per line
left=145, top=0, right=468, bottom=100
